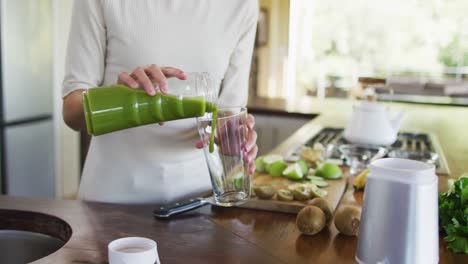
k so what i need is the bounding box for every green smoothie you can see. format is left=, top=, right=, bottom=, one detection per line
left=83, top=86, right=217, bottom=153
left=207, top=104, right=218, bottom=153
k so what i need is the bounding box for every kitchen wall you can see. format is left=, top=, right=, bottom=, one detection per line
left=256, top=0, right=290, bottom=98
left=52, top=0, right=80, bottom=199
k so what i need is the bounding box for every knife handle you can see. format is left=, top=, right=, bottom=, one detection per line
left=153, top=198, right=209, bottom=219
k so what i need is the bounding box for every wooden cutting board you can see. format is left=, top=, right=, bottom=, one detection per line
left=238, top=172, right=348, bottom=214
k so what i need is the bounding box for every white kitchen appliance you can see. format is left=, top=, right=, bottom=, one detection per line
left=356, top=158, right=438, bottom=264
left=344, top=101, right=404, bottom=146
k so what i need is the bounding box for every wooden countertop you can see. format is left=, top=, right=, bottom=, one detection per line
left=1, top=191, right=466, bottom=264
left=1, top=97, right=467, bottom=263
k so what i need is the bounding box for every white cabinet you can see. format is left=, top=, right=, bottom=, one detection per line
left=254, top=114, right=312, bottom=155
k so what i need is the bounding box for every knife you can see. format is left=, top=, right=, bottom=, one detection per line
left=153, top=197, right=217, bottom=219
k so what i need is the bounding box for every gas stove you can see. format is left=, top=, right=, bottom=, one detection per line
left=287, top=127, right=450, bottom=174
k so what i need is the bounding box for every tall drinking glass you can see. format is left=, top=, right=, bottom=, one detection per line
left=197, top=107, right=250, bottom=206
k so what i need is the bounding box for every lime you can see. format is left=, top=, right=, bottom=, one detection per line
left=263, top=154, right=283, bottom=171
left=307, top=175, right=323, bottom=181
left=231, top=175, right=243, bottom=189
left=267, top=160, right=288, bottom=177
left=311, top=179, right=329, bottom=188
left=283, top=163, right=304, bottom=180
left=254, top=156, right=266, bottom=173
left=296, top=159, right=309, bottom=175
left=315, top=163, right=342, bottom=179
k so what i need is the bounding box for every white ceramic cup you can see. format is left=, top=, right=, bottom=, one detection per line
left=108, top=237, right=159, bottom=264
left=356, top=158, right=438, bottom=264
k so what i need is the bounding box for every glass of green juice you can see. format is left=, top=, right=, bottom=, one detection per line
left=197, top=107, right=251, bottom=206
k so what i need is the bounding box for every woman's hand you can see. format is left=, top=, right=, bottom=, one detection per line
left=196, top=114, right=258, bottom=175
left=242, top=114, right=259, bottom=174
left=117, top=64, right=186, bottom=96
left=118, top=64, right=186, bottom=125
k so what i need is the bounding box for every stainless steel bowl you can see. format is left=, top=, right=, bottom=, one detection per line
left=338, top=144, right=388, bottom=175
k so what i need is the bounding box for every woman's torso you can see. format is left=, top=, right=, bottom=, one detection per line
left=79, top=0, right=253, bottom=204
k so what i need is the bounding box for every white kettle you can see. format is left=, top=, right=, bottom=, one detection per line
left=344, top=101, right=404, bottom=146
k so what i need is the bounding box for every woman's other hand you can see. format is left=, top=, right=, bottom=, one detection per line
left=243, top=114, right=258, bottom=174
left=117, top=65, right=186, bottom=96
left=196, top=114, right=258, bottom=175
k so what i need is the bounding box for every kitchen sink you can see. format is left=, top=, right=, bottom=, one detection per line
left=0, top=230, right=65, bottom=264
left=0, top=209, right=72, bottom=264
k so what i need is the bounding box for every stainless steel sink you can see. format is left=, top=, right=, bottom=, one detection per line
left=0, top=209, right=72, bottom=264
left=0, top=230, right=65, bottom=264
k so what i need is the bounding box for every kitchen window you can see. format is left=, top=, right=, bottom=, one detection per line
left=255, top=0, right=468, bottom=105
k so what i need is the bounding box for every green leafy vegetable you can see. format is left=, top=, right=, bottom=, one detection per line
left=439, top=174, right=468, bottom=254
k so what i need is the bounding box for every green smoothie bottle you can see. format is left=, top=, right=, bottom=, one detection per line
left=83, top=72, right=218, bottom=139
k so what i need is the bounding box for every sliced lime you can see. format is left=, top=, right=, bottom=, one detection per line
left=267, top=160, right=288, bottom=177
left=283, top=163, right=304, bottom=180
left=263, top=154, right=283, bottom=171
left=315, top=163, right=342, bottom=179
left=231, top=175, right=243, bottom=189
left=254, top=156, right=266, bottom=173
left=296, top=159, right=309, bottom=175
left=307, top=175, right=323, bottom=181
left=311, top=179, right=329, bottom=188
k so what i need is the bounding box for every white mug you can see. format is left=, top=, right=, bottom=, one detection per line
left=108, top=237, right=159, bottom=264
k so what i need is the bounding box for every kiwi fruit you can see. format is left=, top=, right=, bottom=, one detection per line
left=310, top=185, right=328, bottom=198
left=306, top=198, right=333, bottom=224
left=277, top=189, right=294, bottom=201
left=292, top=185, right=312, bottom=201
left=253, top=185, right=276, bottom=200
left=334, top=205, right=361, bottom=236
left=296, top=206, right=326, bottom=235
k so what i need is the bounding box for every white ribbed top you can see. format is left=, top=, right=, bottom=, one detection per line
left=63, top=0, right=258, bottom=204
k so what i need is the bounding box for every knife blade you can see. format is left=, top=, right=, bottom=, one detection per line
left=153, top=197, right=216, bottom=219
